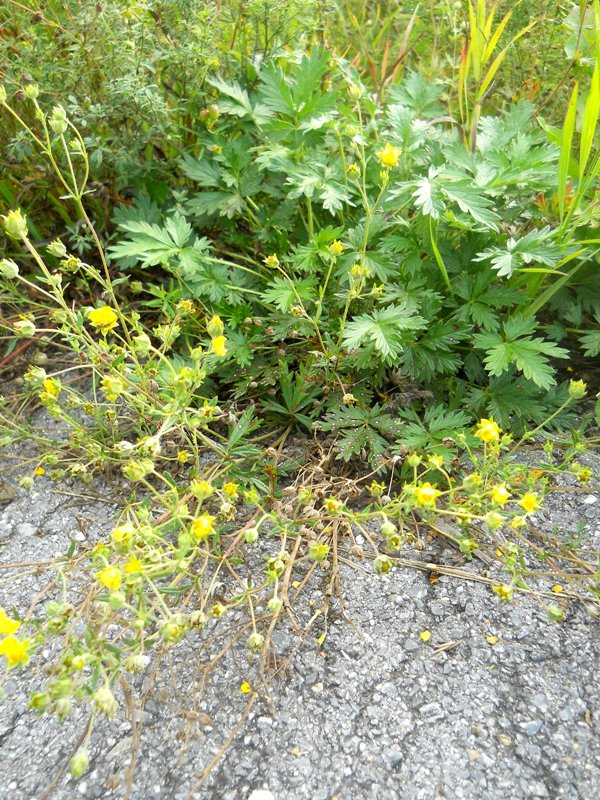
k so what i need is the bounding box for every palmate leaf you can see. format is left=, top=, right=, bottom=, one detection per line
left=207, top=76, right=254, bottom=118
left=441, top=182, right=499, bottom=230
left=179, top=257, right=229, bottom=303
left=413, top=171, right=444, bottom=219
left=580, top=329, right=600, bottom=357
left=109, top=214, right=208, bottom=268
left=474, top=315, right=569, bottom=389
left=475, top=226, right=565, bottom=278
left=261, top=276, right=317, bottom=311
left=179, top=154, right=221, bottom=187
left=187, top=191, right=245, bottom=219
left=343, top=304, right=425, bottom=361
left=318, top=404, right=404, bottom=466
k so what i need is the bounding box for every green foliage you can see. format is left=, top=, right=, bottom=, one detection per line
left=77, top=46, right=597, bottom=464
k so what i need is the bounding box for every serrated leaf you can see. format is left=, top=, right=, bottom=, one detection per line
left=580, top=329, right=600, bottom=357
left=441, top=183, right=499, bottom=229
left=343, top=304, right=424, bottom=361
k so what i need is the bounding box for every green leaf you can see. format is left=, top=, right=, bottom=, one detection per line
left=474, top=315, right=569, bottom=389
left=109, top=214, right=206, bottom=269
left=207, top=76, right=254, bottom=118
left=413, top=172, right=444, bottom=219
left=441, top=183, right=499, bottom=229
left=179, top=154, right=221, bottom=187
left=558, top=82, right=578, bottom=219
left=580, top=329, right=600, bottom=357
left=343, top=304, right=425, bottom=361
left=262, top=276, right=317, bottom=311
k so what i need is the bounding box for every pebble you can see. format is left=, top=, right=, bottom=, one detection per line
left=520, top=720, right=543, bottom=736
left=15, top=522, right=36, bottom=537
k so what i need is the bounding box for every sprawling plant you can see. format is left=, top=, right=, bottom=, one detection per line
left=103, top=49, right=599, bottom=463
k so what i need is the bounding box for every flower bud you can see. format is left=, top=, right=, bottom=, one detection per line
left=49, top=105, right=68, bottom=135
left=0, top=258, right=19, bottom=279
left=55, top=697, right=73, bottom=721
left=267, top=597, right=283, bottom=614
left=568, top=379, right=587, bottom=400
left=3, top=209, right=28, bottom=239
left=69, top=750, right=89, bottom=778
left=125, top=653, right=150, bottom=672
left=14, top=318, right=36, bottom=337
left=484, top=511, right=504, bottom=530
left=244, top=527, right=259, bottom=544
left=132, top=333, right=152, bottom=354
left=405, top=452, right=422, bottom=468
left=247, top=632, right=265, bottom=652
left=47, top=239, right=67, bottom=258
left=24, top=84, right=40, bottom=100
left=206, top=314, right=224, bottom=338
left=93, top=685, right=118, bottom=717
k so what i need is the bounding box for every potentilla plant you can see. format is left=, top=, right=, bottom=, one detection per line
left=0, top=63, right=598, bottom=784
left=101, top=48, right=599, bottom=461
left=0, top=386, right=597, bottom=782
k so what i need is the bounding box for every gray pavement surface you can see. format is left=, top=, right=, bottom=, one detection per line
left=0, top=445, right=598, bottom=800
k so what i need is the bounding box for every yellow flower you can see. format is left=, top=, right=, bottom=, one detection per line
left=240, top=681, right=252, bottom=693
left=34, top=466, right=46, bottom=476
left=491, top=485, right=511, bottom=506
left=0, top=607, right=21, bottom=635
left=420, top=630, right=431, bottom=642
left=520, top=493, right=540, bottom=514
left=510, top=515, right=527, bottom=529
left=263, top=254, right=280, bottom=268
left=88, top=306, right=118, bottom=333
left=192, top=513, right=214, bottom=541
left=376, top=143, right=401, bottom=167
left=328, top=240, right=344, bottom=257
left=414, top=482, right=442, bottom=507
left=111, top=523, right=135, bottom=546
left=474, top=417, right=501, bottom=443
left=177, top=450, right=190, bottom=463
left=492, top=584, right=514, bottom=602
left=0, top=635, right=31, bottom=668
left=101, top=375, right=126, bottom=401
left=211, top=335, right=227, bottom=357
left=95, top=566, right=122, bottom=591
left=223, top=481, right=238, bottom=498
left=43, top=378, right=61, bottom=397
left=124, top=557, right=143, bottom=574
left=323, top=496, right=343, bottom=513
left=574, top=466, right=592, bottom=483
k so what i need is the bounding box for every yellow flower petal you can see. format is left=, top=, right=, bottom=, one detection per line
left=88, top=306, right=118, bottom=332
left=0, top=607, right=21, bottom=635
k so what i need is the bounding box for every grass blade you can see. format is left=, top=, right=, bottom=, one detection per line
left=558, top=82, right=578, bottom=220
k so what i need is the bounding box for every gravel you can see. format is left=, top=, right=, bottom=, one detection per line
left=0, top=441, right=598, bottom=800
